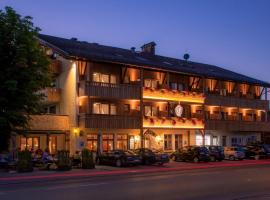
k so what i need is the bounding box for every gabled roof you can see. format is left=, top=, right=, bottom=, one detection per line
left=39, top=34, right=270, bottom=87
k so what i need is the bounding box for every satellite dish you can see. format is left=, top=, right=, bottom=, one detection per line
left=183, top=53, right=190, bottom=61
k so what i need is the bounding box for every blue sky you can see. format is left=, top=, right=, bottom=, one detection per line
left=1, top=0, right=270, bottom=82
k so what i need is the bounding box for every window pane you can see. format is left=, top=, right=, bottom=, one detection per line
left=101, top=74, right=109, bottom=83
left=20, top=137, right=27, bottom=150
left=110, top=104, right=117, bottom=115
left=93, top=73, right=100, bottom=82
left=152, top=107, right=158, bottom=116
left=151, top=80, right=158, bottom=88
left=49, top=136, right=57, bottom=154
left=27, top=138, right=33, bottom=150
left=144, top=79, right=151, bottom=87
left=144, top=106, right=151, bottom=116
left=33, top=138, right=39, bottom=150
left=110, top=75, right=116, bottom=84
left=93, top=103, right=100, bottom=114
left=164, top=134, right=172, bottom=150
left=101, top=104, right=109, bottom=114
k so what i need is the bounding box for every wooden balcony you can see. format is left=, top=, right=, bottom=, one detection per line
left=205, top=94, right=268, bottom=110
left=49, top=60, right=61, bottom=75
left=81, top=82, right=141, bottom=99
left=81, top=114, right=141, bottom=129
left=29, top=115, right=69, bottom=131
left=205, top=119, right=270, bottom=132
left=41, top=87, right=61, bottom=105
left=143, top=87, right=205, bottom=103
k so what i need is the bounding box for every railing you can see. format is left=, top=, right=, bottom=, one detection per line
left=29, top=115, right=69, bottom=131
left=49, top=60, right=61, bottom=75
left=81, top=114, right=141, bottom=129
left=82, top=82, right=141, bottom=99
left=206, top=119, right=270, bottom=132
left=41, top=87, right=61, bottom=104
left=143, top=87, right=205, bottom=103
left=205, top=94, right=268, bottom=110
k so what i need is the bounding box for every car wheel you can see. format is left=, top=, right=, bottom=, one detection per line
left=229, top=155, right=235, bottom=161
left=254, top=155, right=260, bottom=160
left=210, top=156, right=216, bottom=162
left=193, top=157, right=199, bottom=163
left=115, top=159, right=122, bottom=167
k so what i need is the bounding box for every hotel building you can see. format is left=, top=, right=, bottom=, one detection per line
left=16, top=34, right=270, bottom=154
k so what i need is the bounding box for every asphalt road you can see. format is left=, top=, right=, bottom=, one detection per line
left=1, top=164, right=270, bottom=200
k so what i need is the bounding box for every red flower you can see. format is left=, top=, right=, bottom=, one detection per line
left=172, top=120, right=176, bottom=125
left=191, top=119, right=196, bottom=125
left=150, top=118, right=155, bottom=124
left=161, top=118, right=166, bottom=124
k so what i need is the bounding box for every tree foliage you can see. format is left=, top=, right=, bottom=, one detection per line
left=0, top=7, right=51, bottom=151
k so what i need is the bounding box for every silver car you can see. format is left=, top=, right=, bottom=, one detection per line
left=224, top=147, right=245, bottom=160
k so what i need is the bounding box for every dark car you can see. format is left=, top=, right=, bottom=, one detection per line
left=244, top=144, right=270, bottom=160
left=205, top=146, right=225, bottom=161
left=134, top=148, right=169, bottom=165
left=96, top=150, right=141, bottom=167
left=170, top=146, right=210, bottom=163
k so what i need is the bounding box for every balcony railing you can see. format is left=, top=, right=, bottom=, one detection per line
left=81, top=82, right=141, bottom=99
left=206, top=119, right=270, bottom=132
left=143, top=116, right=204, bottom=129
left=205, top=94, right=268, bottom=110
left=41, top=87, right=61, bottom=104
left=143, top=87, right=205, bottom=103
left=29, top=115, right=69, bottom=131
left=81, top=114, right=141, bottom=129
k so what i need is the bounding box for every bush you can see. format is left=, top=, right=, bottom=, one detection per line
left=17, top=150, right=33, bottom=173
left=82, top=149, right=95, bottom=169
left=57, top=150, right=72, bottom=171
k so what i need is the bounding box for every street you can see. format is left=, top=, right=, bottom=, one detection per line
left=1, top=162, right=270, bottom=200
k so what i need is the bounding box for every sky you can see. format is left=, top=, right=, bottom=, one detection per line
left=1, top=0, right=270, bottom=83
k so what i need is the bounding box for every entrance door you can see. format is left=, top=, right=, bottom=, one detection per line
left=175, top=134, right=182, bottom=150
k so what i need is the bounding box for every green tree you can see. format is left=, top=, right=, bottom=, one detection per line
left=0, top=7, right=51, bottom=152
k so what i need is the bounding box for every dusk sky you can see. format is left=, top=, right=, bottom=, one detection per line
left=1, top=0, right=270, bottom=83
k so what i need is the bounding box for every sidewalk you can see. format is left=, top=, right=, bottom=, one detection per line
left=1, top=160, right=270, bottom=183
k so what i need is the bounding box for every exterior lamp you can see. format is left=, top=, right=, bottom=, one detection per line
left=73, top=128, right=79, bottom=136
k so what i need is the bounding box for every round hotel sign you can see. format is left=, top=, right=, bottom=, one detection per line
left=175, top=103, right=183, bottom=117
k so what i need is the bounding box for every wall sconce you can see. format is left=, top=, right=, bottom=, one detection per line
left=155, top=135, right=162, bottom=143
left=73, top=128, right=79, bottom=136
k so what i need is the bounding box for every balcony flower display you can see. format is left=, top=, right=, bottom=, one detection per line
left=143, top=116, right=204, bottom=129
left=143, top=87, right=205, bottom=103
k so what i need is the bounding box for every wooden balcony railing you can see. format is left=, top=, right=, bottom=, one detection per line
left=49, top=60, right=61, bottom=75
left=29, top=115, right=69, bottom=131
left=81, top=82, right=141, bottom=99
left=41, top=87, right=61, bottom=104
left=205, top=94, right=268, bottom=110
left=81, top=114, right=141, bottom=129
left=206, top=119, right=270, bottom=132
left=143, top=87, right=205, bottom=103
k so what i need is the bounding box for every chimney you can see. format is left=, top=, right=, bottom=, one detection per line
left=141, top=41, right=156, bottom=55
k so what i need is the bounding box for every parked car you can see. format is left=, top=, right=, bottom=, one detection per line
left=96, top=150, right=141, bottom=167
left=205, top=146, right=225, bottom=161
left=170, top=146, right=210, bottom=163
left=244, top=144, right=270, bottom=160
left=224, top=147, right=245, bottom=160
left=133, top=148, right=169, bottom=165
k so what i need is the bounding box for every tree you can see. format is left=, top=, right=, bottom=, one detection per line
left=0, top=7, right=51, bottom=152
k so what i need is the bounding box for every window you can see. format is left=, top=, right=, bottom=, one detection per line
left=222, top=136, right=227, bottom=146
left=231, top=137, right=238, bottom=146
left=20, top=137, right=40, bottom=151
left=87, top=134, right=97, bottom=151
left=144, top=106, right=158, bottom=117
left=175, top=134, right=182, bottom=150
left=117, top=134, right=128, bottom=150
left=123, top=104, right=130, bottom=112
left=49, top=136, right=57, bottom=154
left=92, top=72, right=117, bottom=84
left=170, top=82, right=184, bottom=91
left=144, top=79, right=158, bottom=88
left=213, top=136, right=218, bottom=146
left=49, top=106, right=56, bottom=114
left=164, top=134, right=172, bottom=150
left=170, top=82, right=178, bottom=90
left=93, top=103, right=116, bottom=115
left=103, top=134, right=114, bottom=151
